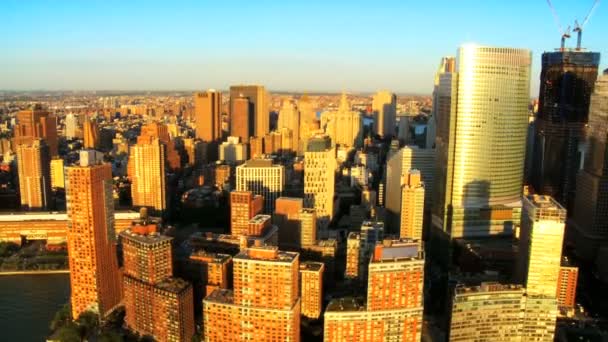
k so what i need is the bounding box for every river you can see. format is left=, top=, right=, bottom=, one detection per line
left=0, top=274, right=70, bottom=341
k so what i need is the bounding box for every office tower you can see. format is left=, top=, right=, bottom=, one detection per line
left=320, top=93, right=362, bottom=148
left=194, top=90, right=222, bottom=142
left=230, top=85, right=269, bottom=138
left=83, top=118, right=99, bottom=149
left=386, top=145, right=434, bottom=232
left=121, top=221, right=195, bottom=342
left=248, top=214, right=272, bottom=236
left=517, top=195, right=566, bottom=297
left=189, top=251, right=232, bottom=298
left=532, top=50, right=601, bottom=210
left=214, top=164, right=232, bottom=189
left=325, top=239, right=424, bottom=342
left=430, top=57, right=456, bottom=149
left=66, top=151, right=121, bottom=319
left=556, top=263, right=578, bottom=309
left=274, top=197, right=304, bottom=248
left=64, top=113, right=81, bottom=139
left=345, top=232, right=362, bottom=280
left=278, top=99, right=300, bottom=153
left=13, top=105, right=58, bottom=156
left=230, top=191, right=264, bottom=236
left=249, top=135, right=264, bottom=159
left=230, top=96, right=253, bottom=143
left=299, top=208, right=317, bottom=247
left=298, top=94, right=318, bottom=154
left=449, top=283, right=527, bottom=341
left=183, top=138, right=205, bottom=167
left=434, top=45, right=531, bottom=238
left=50, top=158, right=65, bottom=189
left=236, top=158, right=285, bottom=213
left=344, top=222, right=384, bottom=281
left=16, top=139, right=51, bottom=210
left=139, top=122, right=181, bottom=171
left=572, top=69, right=608, bottom=252
left=400, top=170, right=425, bottom=240
left=203, top=246, right=300, bottom=341
left=521, top=295, right=558, bottom=341
left=219, top=136, right=248, bottom=163
left=300, top=261, right=324, bottom=319
left=372, top=90, right=397, bottom=138
left=304, top=135, right=336, bottom=230
left=130, top=137, right=167, bottom=212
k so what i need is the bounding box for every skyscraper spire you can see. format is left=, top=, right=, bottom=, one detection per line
left=339, top=91, right=349, bottom=112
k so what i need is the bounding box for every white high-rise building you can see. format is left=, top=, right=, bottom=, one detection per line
left=218, top=136, right=248, bottom=164
left=236, top=158, right=285, bottom=214
left=64, top=113, right=81, bottom=139
left=320, top=93, right=362, bottom=148
left=304, top=135, right=336, bottom=231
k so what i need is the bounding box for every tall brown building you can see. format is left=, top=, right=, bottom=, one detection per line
left=274, top=197, right=304, bottom=248
left=230, top=96, right=253, bottom=143
left=189, top=251, right=232, bottom=298
left=130, top=136, right=167, bottom=212
left=194, top=90, right=222, bottom=142
left=121, top=219, right=195, bottom=342
left=557, top=263, right=578, bottom=309
left=249, top=135, right=264, bottom=158
left=203, top=246, right=300, bottom=341
left=13, top=106, right=58, bottom=156
left=139, top=121, right=181, bottom=171
left=230, top=191, right=263, bottom=236
left=66, top=150, right=122, bottom=319
left=230, top=85, right=269, bottom=138
left=300, top=261, right=324, bottom=319
left=83, top=118, right=99, bottom=149
left=16, top=139, right=51, bottom=210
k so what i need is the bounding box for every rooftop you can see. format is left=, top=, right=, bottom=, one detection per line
left=455, top=282, right=524, bottom=295
left=249, top=214, right=271, bottom=224
left=241, top=158, right=277, bottom=168
left=300, top=261, right=324, bottom=272
left=326, top=297, right=366, bottom=312
left=205, top=288, right=234, bottom=304
left=236, top=246, right=298, bottom=263
left=0, top=210, right=139, bottom=222
left=190, top=250, right=232, bottom=264
left=120, top=227, right=173, bottom=245
left=155, top=277, right=191, bottom=294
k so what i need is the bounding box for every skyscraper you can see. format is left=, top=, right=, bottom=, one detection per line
left=203, top=246, right=300, bottom=341
left=83, top=118, right=99, bottom=149
left=572, top=69, right=608, bottom=254
left=400, top=169, right=425, bottom=240
left=66, top=150, right=122, bottom=319
left=64, top=113, right=81, bottom=139
left=16, top=139, right=51, bottom=210
left=230, top=85, right=269, bottom=138
left=274, top=197, right=304, bottom=248
left=320, top=93, right=362, bottom=148
left=429, top=57, right=456, bottom=150
left=304, top=135, right=336, bottom=230
left=50, top=158, right=65, bottom=189
left=13, top=106, right=58, bottom=156
left=434, top=45, right=531, bottom=238
left=236, top=158, right=285, bottom=213
left=532, top=49, right=601, bottom=211
left=278, top=99, right=300, bottom=153
left=130, top=136, right=167, bottom=212
left=230, top=191, right=264, bottom=236
left=516, top=195, right=566, bottom=297
left=230, top=96, right=253, bottom=144
left=121, top=220, right=195, bottom=342
left=372, top=90, right=396, bottom=138
left=194, top=90, right=222, bottom=142
left=325, top=239, right=424, bottom=342
left=300, top=261, right=324, bottom=320
left=298, top=94, right=319, bottom=155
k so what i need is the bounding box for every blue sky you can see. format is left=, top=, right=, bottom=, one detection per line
left=1, top=0, right=606, bottom=95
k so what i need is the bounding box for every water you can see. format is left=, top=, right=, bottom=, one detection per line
left=0, top=274, right=70, bottom=341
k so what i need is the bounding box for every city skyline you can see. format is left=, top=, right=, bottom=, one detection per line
left=2, top=1, right=607, bottom=95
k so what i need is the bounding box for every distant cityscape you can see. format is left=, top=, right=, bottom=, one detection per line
left=1, top=2, right=608, bottom=342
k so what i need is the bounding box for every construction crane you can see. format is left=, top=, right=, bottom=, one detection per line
left=546, top=0, right=571, bottom=50
left=573, top=0, right=601, bottom=50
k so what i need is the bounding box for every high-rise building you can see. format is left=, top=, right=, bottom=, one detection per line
left=64, top=113, right=81, bottom=139
left=572, top=69, right=608, bottom=252
left=386, top=145, right=434, bottom=232
left=13, top=106, right=58, bottom=156
left=121, top=220, right=195, bottom=342
left=433, top=45, right=531, bottom=238
left=278, top=99, right=300, bottom=153
left=304, top=135, right=336, bottom=230
left=300, top=261, right=324, bottom=319
left=298, top=94, right=318, bottom=155
left=219, top=136, right=248, bottom=163
left=320, top=93, right=362, bottom=148
left=138, top=122, right=181, bottom=171
left=429, top=57, right=456, bottom=150
left=83, top=118, right=99, bottom=149
left=556, top=263, right=578, bottom=309
left=230, top=96, right=253, bottom=144
left=299, top=208, right=317, bottom=248
left=194, top=90, right=222, bottom=142
left=189, top=251, right=232, bottom=298
left=230, top=191, right=264, bottom=236
left=400, top=170, right=425, bottom=240
left=532, top=49, right=601, bottom=211
left=372, top=90, right=397, bottom=138
left=236, top=158, right=285, bottom=213
left=274, top=197, right=304, bottom=248
left=344, top=222, right=385, bottom=282
left=203, top=246, right=300, bottom=341
left=130, top=136, right=167, bottom=212
left=16, top=139, right=51, bottom=210
left=50, top=158, right=65, bottom=189
left=517, top=195, right=566, bottom=297
left=230, top=85, right=269, bottom=138
left=249, top=135, right=264, bottom=158
left=325, top=239, right=424, bottom=342
left=66, top=151, right=122, bottom=319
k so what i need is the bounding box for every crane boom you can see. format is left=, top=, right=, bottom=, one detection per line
left=581, top=0, right=600, bottom=28
left=573, top=0, right=601, bottom=50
